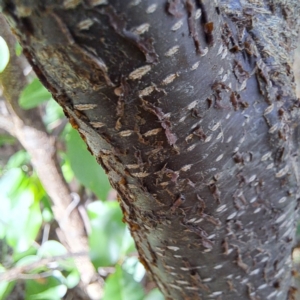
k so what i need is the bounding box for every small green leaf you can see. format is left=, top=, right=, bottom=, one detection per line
left=103, top=265, right=144, bottom=300
left=15, top=41, right=22, bottom=56
left=0, top=168, right=26, bottom=239
left=60, top=153, right=74, bottom=183
left=87, top=201, right=135, bottom=267
left=65, top=269, right=80, bottom=289
left=0, top=167, right=43, bottom=252
left=6, top=150, right=30, bottom=169
left=15, top=255, right=40, bottom=267
left=66, top=129, right=111, bottom=200
left=43, top=99, right=65, bottom=129
left=13, top=247, right=37, bottom=263
left=122, top=257, right=145, bottom=283
left=0, top=36, right=9, bottom=73
left=0, top=168, right=24, bottom=197
left=0, top=134, right=16, bottom=147
left=42, top=207, right=53, bottom=223
left=19, top=78, right=52, bottom=109
left=0, top=281, right=15, bottom=300
left=23, top=201, right=43, bottom=248
left=25, top=276, right=67, bottom=300
left=38, top=241, right=67, bottom=258
left=5, top=190, right=42, bottom=252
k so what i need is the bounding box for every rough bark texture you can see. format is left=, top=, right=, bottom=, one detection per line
left=1, top=0, right=300, bottom=299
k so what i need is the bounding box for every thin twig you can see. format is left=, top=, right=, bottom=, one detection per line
left=0, top=252, right=88, bottom=282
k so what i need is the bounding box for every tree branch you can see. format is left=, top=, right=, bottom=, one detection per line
left=0, top=252, right=87, bottom=282
left=0, top=112, right=14, bottom=135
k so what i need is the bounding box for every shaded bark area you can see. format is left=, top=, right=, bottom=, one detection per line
left=1, top=0, right=300, bottom=299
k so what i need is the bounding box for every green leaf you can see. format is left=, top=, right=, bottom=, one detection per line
left=0, top=168, right=24, bottom=197
left=60, top=153, right=74, bottom=183
left=0, top=280, right=15, bottom=300
left=0, top=168, right=43, bottom=252
left=13, top=248, right=38, bottom=264
left=65, top=269, right=80, bottom=289
left=23, top=201, right=43, bottom=248
left=6, top=150, right=30, bottom=169
left=0, top=134, right=16, bottom=147
left=66, top=128, right=111, bottom=200
left=0, top=169, right=25, bottom=239
left=28, top=173, right=48, bottom=203
left=15, top=41, right=22, bottom=56
left=144, top=289, right=165, bottom=300
left=19, top=78, right=52, bottom=109
left=42, top=207, right=54, bottom=223
left=37, top=241, right=67, bottom=258
left=5, top=190, right=42, bottom=252
left=0, top=36, right=9, bottom=73
left=15, top=255, right=40, bottom=267
left=103, top=265, right=144, bottom=300
left=28, top=285, right=67, bottom=300
left=122, top=257, right=145, bottom=283
left=25, top=276, right=67, bottom=300
left=43, top=99, right=65, bottom=129
left=87, top=201, right=135, bottom=267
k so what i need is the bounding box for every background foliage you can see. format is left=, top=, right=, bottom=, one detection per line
left=0, top=37, right=164, bottom=300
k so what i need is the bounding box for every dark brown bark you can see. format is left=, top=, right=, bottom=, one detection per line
left=1, top=0, right=300, bottom=299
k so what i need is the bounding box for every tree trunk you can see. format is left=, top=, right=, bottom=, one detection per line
left=1, top=0, right=300, bottom=299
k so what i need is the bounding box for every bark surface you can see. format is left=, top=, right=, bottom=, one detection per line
left=1, top=0, right=300, bottom=299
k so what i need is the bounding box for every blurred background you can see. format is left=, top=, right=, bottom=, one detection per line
left=0, top=16, right=299, bottom=300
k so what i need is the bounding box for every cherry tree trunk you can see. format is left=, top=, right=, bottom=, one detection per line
left=1, top=0, right=300, bottom=299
